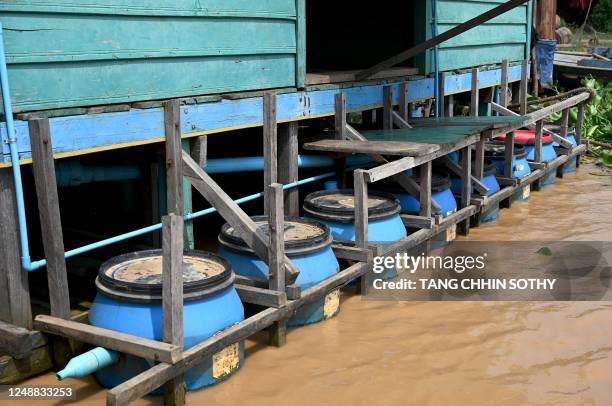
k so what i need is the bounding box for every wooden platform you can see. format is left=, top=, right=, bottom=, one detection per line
left=407, top=115, right=528, bottom=129
left=305, top=67, right=420, bottom=85
left=303, top=139, right=439, bottom=156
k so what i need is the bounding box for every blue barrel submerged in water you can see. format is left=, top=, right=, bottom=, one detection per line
left=553, top=133, right=578, bottom=173
left=497, top=130, right=557, bottom=187
left=450, top=159, right=501, bottom=223
left=218, top=216, right=340, bottom=326
left=90, top=250, right=244, bottom=392
left=485, top=141, right=531, bottom=202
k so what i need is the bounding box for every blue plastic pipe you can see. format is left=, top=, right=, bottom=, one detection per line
left=56, top=161, right=142, bottom=187
left=56, top=347, right=119, bottom=381
left=206, top=154, right=372, bottom=174
left=0, top=22, right=33, bottom=271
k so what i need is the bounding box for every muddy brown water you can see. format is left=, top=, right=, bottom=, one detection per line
left=17, top=165, right=612, bottom=405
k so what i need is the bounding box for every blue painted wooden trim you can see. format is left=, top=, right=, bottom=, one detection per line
left=1, top=64, right=524, bottom=163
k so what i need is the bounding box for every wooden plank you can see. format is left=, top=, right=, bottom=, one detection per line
left=305, top=67, right=419, bottom=85
left=0, top=169, right=32, bottom=329
left=400, top=214, right=434, bottom=229
left=181, top=151, right=300, bottom=283
left=29, top=119, right=71, bottom=320
left=162, top=214, right=184, bottom=346
left=263, top=92, right=278, bottom=213
left=303, top=139, right=439, bottom=156
left=519, top=59, right=529, bottom=115
left=235, top=285, right=287, bottom=308
left=364, top=157, right=415, bottom=183
left=460, top=146, right=472, bottom=235
left=191, top=136, right=208, bottom=168
left=445, top=94, right=454, bottom=118
left=470, top=68, right=479, bottom=117
left=474, top=135, right=486, bottom=181
left=534, top=120, right=544, bottom=163
left=33, top=315, right=181, bottom=363
left=0, top=346, right=54, bottom=385
left=575, top=102, right=584, bottom=167
left=164, top=100, right=183, bottom=217
left=354, top=170, right=369, bottom=249
left=0, top=320, right=45, bottom=359
left=419, top=161, right=432, bottom=218
left=355, top=0, right=529, bottom=80
left=295, top=0, right=306, bottom=88
left=399, top=83, right=409, bottom=120
left=267, top=183, right=286, bottom=347
left=278, top=122, right=299, bottom=215
left=331, top=244, right=372, bottom=262
left=560, top=108, right=570, bottom=138
left=500, top=59, right=509, bottom=108
left=392, top=111, right=412, bottom=129
left=503, top=131, right=515, bottom=178
left=334, top=93, right=347, bottom=188
left=383, top=86, right=393, bottom=129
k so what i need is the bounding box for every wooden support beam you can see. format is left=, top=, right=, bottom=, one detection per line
left=355, top=0, right=529, bottom=80
left=235, top=285, right=287, bottom=308
left=440, top=156, right=489, bottom=195
left=503, top=132, right=515, bottom=178
left=278, top=122, right=299, bottom=215
left=363, top=157, right=415, bottom=183
left=331, top=244, right=373, bottom=262
left=459, top=146, right=472, bottom=235
left=162, top=214, right=185, bottom=406
left=163, top=100, right=183, bottom=217
left=445, top=94, right=454, bottom=118
left=191, top=136, right=207, bottom=168
left=474, top=135, right=486, bottom=181
left=383, top=86, right=393, bottom=129
left=354, top=170, right=369, bottom=249
left=182, top=151, right=300, bottom=283
left=267, top=183, right=287, bottom=347
left=399, top=83, right=409, bottom=120
left=335, top=93, right=347, bottom=188
left=519, top=59, right=529, bottom=115
left=392, top=111, right=412, bottom=129
left=400, top=214, right=435, bottom=229
left=29, top=119, right=71, bottom=320
left=470, top=68, right=479, bottom=117
left=34, top=315, right=181, bottom=363
left=263, top=92, right=278, bottom=213
left=419, top=161, right=432, bottom=218
left=438, top=72, right=446, bottom=118
left=575, top=102, right=584, bottom=167
left=560, top=108, right=570, bottom=138
left=533, top=120, right=544, bottom=190
left=0, top=320, right=45, bottom=359
left=500, top=59, right=509, bottom=108
left=0, top=169, right=32, bottom=329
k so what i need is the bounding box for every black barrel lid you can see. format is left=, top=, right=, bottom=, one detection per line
left=484, top=141, right=527, bottom=159
left=218, top=216, right=332, bottom=256
left=303, top=189, right=401, bottom=223
left=97, top=250, right=234, bottom=303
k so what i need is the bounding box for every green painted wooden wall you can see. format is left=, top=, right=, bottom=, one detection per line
left=414, top=0, right=532, bottom=74
left=1, top=0, right=304, bottom=112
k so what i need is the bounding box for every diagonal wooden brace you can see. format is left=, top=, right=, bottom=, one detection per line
left=181, top=151, right=300, bottom=284
left=439, top=155, right=489, bottom=196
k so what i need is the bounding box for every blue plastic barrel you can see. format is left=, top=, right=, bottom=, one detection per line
left=89, top=250, right=244, bottom=393
left=218, top=216, right=340, bottom=326
left=553, top=134, right=578, bottom=173
left=303, top=189, right=406, bottom=278
left=485, top=141, right=532, bottom=202
left=382, top=170, right=457, bottom=246
left=450, top=159, right=501, bottom=223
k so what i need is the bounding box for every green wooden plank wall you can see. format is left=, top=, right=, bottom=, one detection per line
left=0, top=0, right=300, bottom=112
left=414, top=0, right=532, bottom=74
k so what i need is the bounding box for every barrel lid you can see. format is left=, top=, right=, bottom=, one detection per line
left=303, top=189, right=401, bottom=223
left=495, top=130, right=553, bottom=145
left=218, top=216, right=332, bottom=255
left=484, top=141, right=527, bottom=159
left=96, top=250, right=234, bottom=303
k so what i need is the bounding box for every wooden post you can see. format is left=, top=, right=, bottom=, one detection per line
left=470, top=68, right=479, bottom=117
left=533, top=119, right=544, bottom=190
left=519, top=59, right=529, bottom=115
left=278, top=122, right=299, bottom=215
left=503, top=132, right=515, bottom=178
left=263, top=92, right=278, bottom=213
left=399, top=83, right=409, bottom=121
left=162, top=214, right=185, bottom=406
left=438, top=72, right=446, bottom=118
left=267, top=183, right=287, bottom=347
left=419, top=162, right=432, bottom=218
left=29, top=119, right=71, bottom=320
left=354, top=169, right=368, bottom=294
left=558, top=108, right=570, bottom=176
left=539, top=0, right=557, bottom=40
left=575, top=102, right=584, bottom=167
left=383, top=86, right=393, bottom=129
left=459, top=146, right=472, bottom=235
left=445, top=95, right=454, bottom=118
left=163, top=100, right=183, bottom=217
left=335, top=93, right=347, bottom=188
left=0, top=169, right=32, bottom=328
left=191, top=136, right=208, bottom=168
left=500, top=59, right=509, bottom=108
left=181, top=139, right=194, bottom=250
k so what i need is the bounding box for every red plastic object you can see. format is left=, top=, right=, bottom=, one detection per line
left=494, top=129, right=553, bottom=144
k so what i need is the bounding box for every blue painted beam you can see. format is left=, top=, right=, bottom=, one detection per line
left=1, top=64, right=525, bottom=165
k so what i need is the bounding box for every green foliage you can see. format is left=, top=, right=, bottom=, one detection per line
left=548, top=77, right=612, bottom=143
left=591, top=0, right=612, bottom=33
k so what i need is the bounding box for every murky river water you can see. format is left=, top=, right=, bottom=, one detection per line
left=20, top=164, right=612, bottom=405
